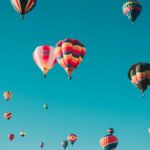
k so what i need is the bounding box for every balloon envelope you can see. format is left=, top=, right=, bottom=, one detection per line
left=4, top=112, right=12, bottom=120
left=55, top=38, right=86, bottom=79
left=33, top=45, right=56, bottom=77
left=128, top=62, right=150, bottom=96
left=122, top=0, right=142, bottom=23
left=10, top=0, right=37, bottom=18
left=100, top=128, right=118, bottom=150
left=68, top=134, right=77, bottom=145
left=4, top=91, right=12, bottom=101
left=8, top=134, right=15, bottom=141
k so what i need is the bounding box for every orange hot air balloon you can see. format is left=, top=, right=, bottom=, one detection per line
left=68, top=134, right=77, bottom=145
left=33, top=45, right=56, bottom=78
left=4, top=91, right=12, bottom=101
left=55, top=38, right=86, bottom=80
left=4, top=112, right=12, bottom=120
left=8, top=134, right=15, bottom=141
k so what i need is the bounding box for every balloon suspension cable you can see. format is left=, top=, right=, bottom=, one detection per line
left=43, top=74, right=47, bottom=78
left=21, top=15, right=24, bottom=20
left=68, top=75, right=72, bottom=80
left=142, top=92, right=145, bottom=97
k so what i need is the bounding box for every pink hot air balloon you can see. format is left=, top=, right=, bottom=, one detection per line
left=33, top=45, right=56, bottom=78
left=8, top=134, right=15, bottom=141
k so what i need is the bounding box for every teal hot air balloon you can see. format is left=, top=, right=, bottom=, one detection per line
left=128, top=62, right=150, bottom=96
left=122, top=0, right=142, bottom=23
left=100, top=128, right=118, bottom=150
left=61, top=140, right=68, bottom=149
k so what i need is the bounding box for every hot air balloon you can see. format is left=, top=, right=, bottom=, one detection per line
left=10, top=0, right=37, bottom=19
left=68, top=134, right=77, bottom=145
left=61, top=140, right=68, bottom=149
left=4, top=91, right=12, bottom=101
left=55, top=38, right=86, bottom=80
left=33, top=45, right=56, bottom=78
left=40, top=142, right=45, bottom=149
left=4, top=112, right=12, bottom=120
left=20, top=131, right=26, bottom=137
left=43, top=104, right=48, bottom=110
left=100, top=128, right=118, bottom=150
left=128, top=62, right=150, bottom=96
left=122, top=0, right=142, bottom=23
left=8, top=134, right=15, bottom=141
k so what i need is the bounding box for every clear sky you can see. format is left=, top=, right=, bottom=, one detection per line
left=0, top=0, right=150, bottom=150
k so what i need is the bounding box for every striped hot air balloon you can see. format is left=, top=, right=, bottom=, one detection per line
left=100, top=128, right=118, bottom=150
left=4, top=91, right=12, bottom=101
left=128, top=62, right=150, bottom=96
left=33, top=45, right=56, bottom=78
left=55, top=38, right=86, bottom=80
left=10, top=0, right=37, bottom=19
left=122, top=0, right=142, bottom=23
left=68, top=134, right=77, bottom=145
left=4, top=112, right=12, bottom=120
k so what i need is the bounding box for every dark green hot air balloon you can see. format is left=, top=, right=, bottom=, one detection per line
left=128, top=62, right=150, bottom=96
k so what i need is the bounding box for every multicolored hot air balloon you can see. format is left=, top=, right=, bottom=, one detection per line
left=128, top=62, right=150, bottom=96
left=43, top=104, right=48, bottom=110
left=40, top=142, right=45, bottom=149
left=8, top=134, right=15, bottom=141
left=10, top=0, right=37, bottom=19
left=4, top=91, right=12, bottom=101
left=100, top=128, right=118, bottom=150
left=33, top=45, right=56, bottom=78
left=20, top=131, right=26, bottom=137
left=61, top=140, right=68, bottom=149
left=122, top=0, right=142, bottom=23
left=55, top=38, right=86, bottom=80
left=4, top=112, right=12, bottom=120
left=68, top=134, right=77, bottom=145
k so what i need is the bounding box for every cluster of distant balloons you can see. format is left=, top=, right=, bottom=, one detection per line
left=61, top=134, right=77, bottom=149
left=3, top=91, right=26, bottom=141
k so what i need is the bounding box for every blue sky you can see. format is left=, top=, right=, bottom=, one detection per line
left=0, top=0, right=150, bottom=150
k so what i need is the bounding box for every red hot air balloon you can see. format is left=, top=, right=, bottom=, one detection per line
left=8, top=134, right=15, bottom=141
left=68, top=134, right=77, bottom=145
left=10, top=0, right=37, bottom=19
left=4, top=91, right=12, bottom=101
left=4, top=112, right=12, bottom=120
left=54, top=38, right=86, bottom=80
left=33, top=45, right=56, bottom=78
left=100, top=128, right=118, bottom=150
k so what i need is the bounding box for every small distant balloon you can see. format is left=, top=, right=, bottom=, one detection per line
left=68, top=134, right=77, bottom=145
left=122, top=0, right=142, bottom=24
left=43, top=104, right=48, bottom=110
left=40, top=142, right=45, bottom=149
left=8, top=134, right=15, bottom=141
left=20, top=131, right=26, bottom=137
left=4, top=91, right=12, bottom=101
left=4, top=112, right=12, bottom=120
left=61, top=140, right=68, bottom=149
